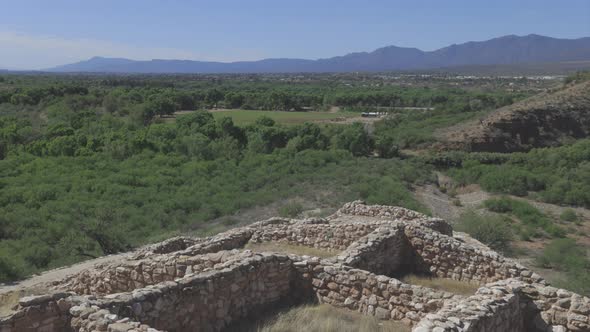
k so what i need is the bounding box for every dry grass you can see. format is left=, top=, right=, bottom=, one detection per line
left=253, top=304, right=410, bottom=332
left=0, top=291, right=20, bottom=317
left=402, top=274, right=479, bottom=296
left=0, top=286, right=48, bottom=317
left=244, top=242, right=337, bottom=258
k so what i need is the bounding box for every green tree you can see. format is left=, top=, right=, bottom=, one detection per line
left=205, top=89, right=224, bottom=108
left=331, top=123, right=373, bottom=156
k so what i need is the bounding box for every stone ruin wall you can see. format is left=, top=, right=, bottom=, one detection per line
left=0, top=293, right=72, bottom=332
left=65, top=250, right=250, bottom=296
left=248, top=218, right=381, bottom=251
left=2, top=201, right=589, bottom=332
left=63, top=216, right=383, bottom=296
left=333, top=201, right=454, bottom=236
left=93, top=254, right=296, bottom=332
left=335, top=225, right=416, bottom=277
left=297, top=260, right=460, bottom=325
left=404, top=224, right=544, bottom=284
left=414, top=278, right=590, bottom=332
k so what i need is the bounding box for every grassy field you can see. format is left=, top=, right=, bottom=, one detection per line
left=208, top=109, right=358, bottom=125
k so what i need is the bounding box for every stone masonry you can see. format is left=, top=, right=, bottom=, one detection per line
left=1, top=201, right=589, bottom=332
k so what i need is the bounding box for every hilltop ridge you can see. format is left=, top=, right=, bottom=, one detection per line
left=437, top=80, right=590, bottom=152
left=46, top=34, right=590, bottom=73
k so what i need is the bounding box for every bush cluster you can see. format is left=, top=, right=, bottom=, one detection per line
left=455, top=211, right=513, bottom=253
left=483, top=197, right=565, bottom=239
left=447, top=140, right=590, bottom=208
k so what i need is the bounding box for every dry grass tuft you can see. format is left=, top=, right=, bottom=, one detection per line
left=0, top=286, right=49, bottom=317
left=0, top=291, right=20, bottom=317
left=254, top=304, right=410, bottom=332
left=401, top=274, right=479, bottom=296
left=244, top=242, right=337, bottom=258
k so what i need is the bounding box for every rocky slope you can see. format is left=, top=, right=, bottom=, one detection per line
left=438, top=80, right=590, bottom=152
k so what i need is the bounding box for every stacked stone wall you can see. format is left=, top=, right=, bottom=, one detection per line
left=334, top=200, right=453, bottom=235
left=0, top=293, right=72, bottom=332
left=292, top=260, right=459, bottom=325
left=133, top=236, right=204, bottom=259
left=65, top=250, right=249, bottom=295
left=98, top=254, right=297, bottom=332
left=249, top=219, right=382, bottom=251
left=404, top=224, right=544, bottom=284
left=336, top=225, right=415, bottom=277
left=414, top=279, right=590, bottom=332
left=69, top=305, right=163, bottom=332
left=175, top=228, right=253, bottom=257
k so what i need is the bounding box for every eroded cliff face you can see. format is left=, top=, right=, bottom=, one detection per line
left=440, top=81, right=590, bottom=152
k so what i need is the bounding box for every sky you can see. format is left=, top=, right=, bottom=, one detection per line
left=1, top=0, right=589, bottom=70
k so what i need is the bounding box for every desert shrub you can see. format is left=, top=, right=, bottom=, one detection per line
left=0, top=253, right=23, bottom=283
left=455, top=211, right=513, bottom=253
left=355, top=175, right=426, bottom=213
left=484, top=197, right=565, bottom=238
left=536, top=238, right=588, bottom=270
left=479, top=167, right=544, bottom=196
left=483, top=196, right=513, bottom=213
left=560, top=209, right=579, bottom=222
left=536, top=238, right=590, bottom=295
left=557, top=269, right=590, bottom=296
left=279, top=202, right=304, bottom=218
left=448, top=139, right=590, bottom=208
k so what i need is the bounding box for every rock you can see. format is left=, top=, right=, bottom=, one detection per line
left=19, top=295, right=52, bottom=307
left=375, top=307, right=390, bottom=320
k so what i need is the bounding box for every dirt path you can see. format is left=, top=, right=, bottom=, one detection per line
left=0, top=252, right=132, bottom=297
left=413, top=185, right=461, bottom=222
left=413, top=174, right=491, bottom=223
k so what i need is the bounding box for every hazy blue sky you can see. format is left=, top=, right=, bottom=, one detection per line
left=1, top=0, right=589, bottom=69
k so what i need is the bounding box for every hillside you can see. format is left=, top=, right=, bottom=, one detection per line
left=2, top=201, right=589, bottom=331
left=437, top=80, right=590, bottom=152
left=47, top=34, right=590, bottom=73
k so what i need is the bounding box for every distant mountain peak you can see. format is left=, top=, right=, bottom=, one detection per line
left=47, top=34, right=590, bottom=73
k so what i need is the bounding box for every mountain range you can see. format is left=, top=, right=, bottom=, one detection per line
left=47, top=34, right=590, bottom=74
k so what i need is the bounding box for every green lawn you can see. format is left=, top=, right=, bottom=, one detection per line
left=208, top=110, right=357, bottom=125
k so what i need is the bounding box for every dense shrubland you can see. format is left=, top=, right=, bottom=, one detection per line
left=483, top=197, right=566, bottom=239
left=455, top=210, right=513, bottom=253
left=536, top=238, right=590, bottom=295
left=438, top=139, right=590, bottom=208
left=0, top=74, right=524, bottom=112
left=0, top=73, right=586, bottom=290
left=0, top=75, right=441, bottom=281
